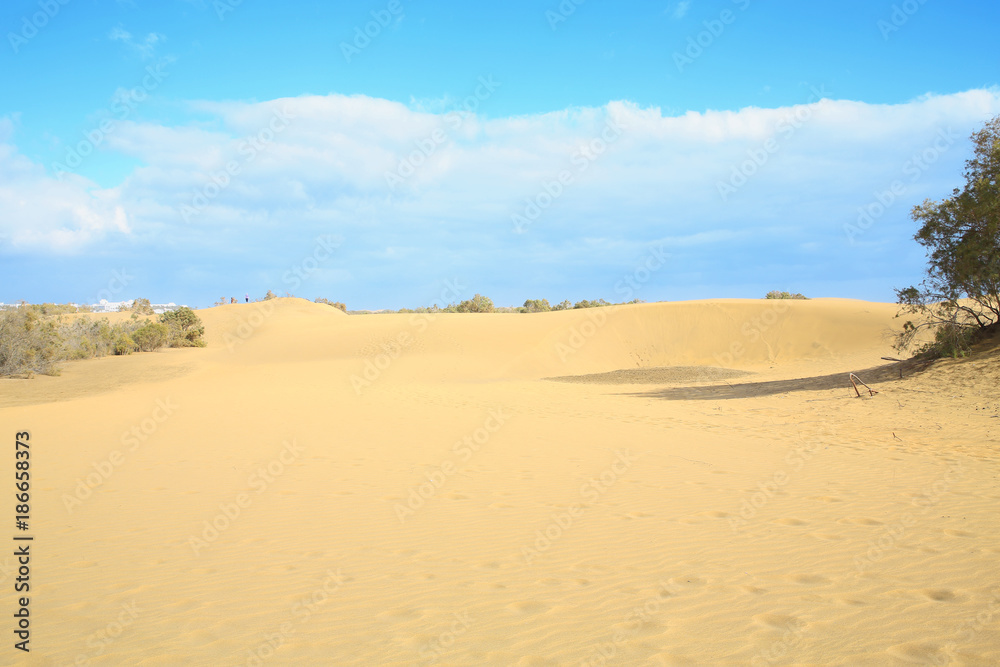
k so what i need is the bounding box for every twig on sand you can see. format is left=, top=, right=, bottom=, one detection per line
left=849, top=373, right=879, bottom=398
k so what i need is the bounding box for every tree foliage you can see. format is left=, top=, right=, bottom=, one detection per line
left=896, top=115, right=1000, bottom=356
left=456, top=294, right=495, bottom=313
left=160, top=307, right=206, bottom=347
left=315, top=297, right=347, bottom=312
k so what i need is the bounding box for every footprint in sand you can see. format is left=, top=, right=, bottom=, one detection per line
left=773, top=518, right=808, bottom=526
left=752, top=613, right=801, bottom=629
left=839, top=517, right=884, bottom=526
left=886, top=641, right=948, bottom=664
left=943, top=529, right=976, bottom=537
left=788, top=574, right=830, bottom=585
left=507, top=600, right=551, bottom=614
left=920, top=588, right=957, bottom=602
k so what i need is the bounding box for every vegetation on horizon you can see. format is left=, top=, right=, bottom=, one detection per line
left=765, top=291, right=808, bottom=300
left=0, top=304, right=206, bottom=378
left=895, top=115, right=1000, bottom=358
left=385, top=295, right=641, bottom=315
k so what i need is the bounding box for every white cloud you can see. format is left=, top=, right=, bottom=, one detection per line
left=673, top=1, right=691, bottom=19
left=0, top=139, right=129, bottom=252
left=108, top=26, right=165, bottom=60
left=3, top=89, right=1000, bottom=296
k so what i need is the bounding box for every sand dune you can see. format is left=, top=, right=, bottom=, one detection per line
left=2, top=298, right=998, bottom=665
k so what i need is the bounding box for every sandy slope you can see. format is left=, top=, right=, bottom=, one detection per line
left=1, top=298, right=997, bottom=666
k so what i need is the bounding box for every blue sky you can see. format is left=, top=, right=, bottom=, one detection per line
left=1, top=0, right=999, bottom=309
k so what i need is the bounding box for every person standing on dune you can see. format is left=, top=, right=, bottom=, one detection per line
left=245, top=293, right=249, bottom=303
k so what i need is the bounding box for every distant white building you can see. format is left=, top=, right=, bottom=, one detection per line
left=90, top=299, right=184, bottom=314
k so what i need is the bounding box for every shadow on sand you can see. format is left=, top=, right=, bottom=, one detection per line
left=621, top=358, right=937, bottom=401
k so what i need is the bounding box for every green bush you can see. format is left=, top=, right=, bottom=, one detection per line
left=315, top=297, right=347, bottom=312
left=0, top=309, right=60, bottom=376
left=113, top=333, right=138, bottom=355
left=456, top=294, right=494, bottom=313
left=160, top=307, right=206, bottom=347
left=522, top=299, right=551, bottom=313
left=765, top=291, right=808, bottom=300
left=573, top=299, right=611, bottom=309
left=131, top=298, right=154, bottom=315
left=132, top=321, right=170, bottom=352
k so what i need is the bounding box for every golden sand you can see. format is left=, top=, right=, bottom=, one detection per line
left=1, top=298, right=998, bottom=665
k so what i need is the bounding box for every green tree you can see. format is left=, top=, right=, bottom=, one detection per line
left=131, top=321, right=170, bottom=352
left=522, top=299, right=551, bottom=313
left=159, top=307, right=206, bottom=347
left=315, top=297, right=347, bottom=312
left=896, top=115, right=1000, bottom=356
left=131, top=298, right=154, bottom=315
left=765, top=291, right=807, bottom=300
left=456, top=294, right=494, bottom=313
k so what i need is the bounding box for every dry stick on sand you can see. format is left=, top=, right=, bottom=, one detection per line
left=849, top=373, right=879, bottom=398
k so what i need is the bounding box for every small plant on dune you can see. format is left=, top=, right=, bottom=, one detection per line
left=263, top=290, right=278, bottom=301
left=522, top=299, right=551, bottom=313
left=131, top=321, right=170, bottom=352
left=573, top=299, right=611, bottom=309
left=765, top=291, right=808, bottom=300
left=315, top=297, right=347, bottom=312
left=131, top=298, right=155, bottom=315
left=0, top=308, right=60, bottom=376
left=113, top=332, right=138, bottom=355
left=456, top=294, right=495, bottom=313
left=159, top=307, right=206, bottom=347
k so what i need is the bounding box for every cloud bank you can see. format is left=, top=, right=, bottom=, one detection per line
left=2, top=88, right=999, bottom=304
